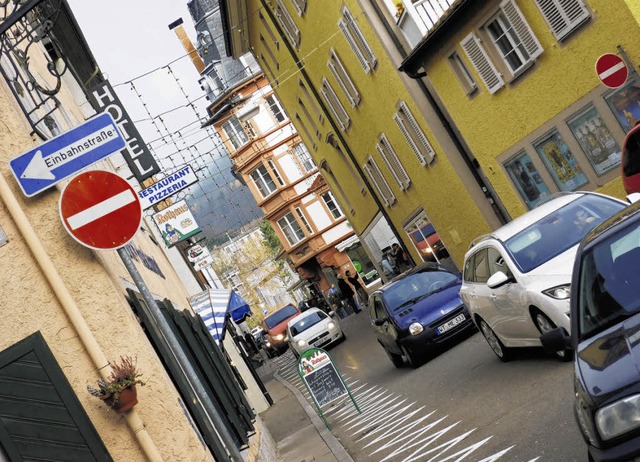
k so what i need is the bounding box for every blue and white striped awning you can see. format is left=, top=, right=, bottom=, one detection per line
left=190, top=289, right=251, bottom=343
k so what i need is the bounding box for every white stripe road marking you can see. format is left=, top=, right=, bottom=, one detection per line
left=599, top=61, right=626, bottom=80
left=66, top=190, right=136, bottom=230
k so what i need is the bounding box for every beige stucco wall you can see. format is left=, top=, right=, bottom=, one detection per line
left=0, top=42, right=213, bottom=461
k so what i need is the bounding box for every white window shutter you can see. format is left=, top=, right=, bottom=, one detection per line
left=394, top=113, right=427, bottom=166
left=534, top=0, right=590, bottom=41
left=376, top=135, right=410, bottom=190
left=398, top=102, right=435, bottom=164
left=364, top=158, right=395, bottom=206
left=320, top=78, right=350, bottom=131
left=461, top=33, right=504, bottom=94
left=338, top=19, right=371, bottom=74
left=342, top=7, right=377, bottom=70
left=328, top=49, right=360, bottom=107
left=501, top=0, right=543, bottom=59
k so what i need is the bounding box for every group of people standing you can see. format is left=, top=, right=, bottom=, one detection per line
left=328, top=269, right=369, bottom=315
left=381, top=242, right=413, bottom=280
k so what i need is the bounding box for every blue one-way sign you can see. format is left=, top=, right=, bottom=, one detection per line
left=9, top=113, right=126, bottom=197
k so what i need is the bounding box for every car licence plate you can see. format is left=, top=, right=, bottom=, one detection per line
left=436, top=314, right=466, bottom=335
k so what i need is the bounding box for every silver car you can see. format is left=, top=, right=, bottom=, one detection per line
left=459, top=192, right=626, bottom=361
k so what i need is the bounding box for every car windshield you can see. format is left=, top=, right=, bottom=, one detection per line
left=289, top=311, right=328, bottom=336
left=382, top=269, right=459, bottom=312
left=577, top=220, right=640, bottom=339
left=505, top=195, right=625, bottom=273
left=264, top=305, right=298, bottom=329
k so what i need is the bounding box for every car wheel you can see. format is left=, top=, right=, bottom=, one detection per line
left=532, top=310, right=572, bottom=362
left=383, top=345, right=404, bottom=368
left=292, top=348, right=300, bottom=359
left=478, top=319, right=511, bottom=362
left=400, top=345, right=422, bottom=369
left=340, top=332, right=347, bottom=342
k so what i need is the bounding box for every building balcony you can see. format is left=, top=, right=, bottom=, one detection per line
left=397, top=0, right=457, bottom=48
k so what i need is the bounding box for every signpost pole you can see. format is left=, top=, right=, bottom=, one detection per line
left=117, top=247, right=243, bottom=462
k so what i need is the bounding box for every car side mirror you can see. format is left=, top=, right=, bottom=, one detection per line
left=487, top=271, right=510, bottom=289
left=627, top=192, right=640, bottom=204
left=374, top=317, right=388, bottom=326
left=540, top=327, right=572, bottom=353
left=328, top=310, right=336, bottom=317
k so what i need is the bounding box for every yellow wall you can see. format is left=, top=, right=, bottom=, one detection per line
left=245, top=0, right=493, bottom=265
left=424, top=0, right=640, bottom=217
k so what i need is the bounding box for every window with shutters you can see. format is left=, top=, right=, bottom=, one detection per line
left=320, top=77, right=350, bottom=131
left=250, top=164, right=277, bottom=198
left=534, top=0, right=590, bottom=41
left=364, top=156, right=396, bottom=207
left=275, top=0, right=300, bottom=48
left=295, top=207, right=313, bottom=234
left=338, top=6, right=377, bottom=74
left=376, top=134, right=411, bottom=190
left=449, top=51, right=477, bottom=95
left=328, top=49, right=360, bottom=107
left=278, top=211, right=306, bottom=245
left=461, top=0, right=542, bottom=93
left=394, top=101, right=435, bottom=166
left=290, top=0, right=306, bottom=16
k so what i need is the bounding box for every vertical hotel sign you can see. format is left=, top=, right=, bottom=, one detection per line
left=89, top=80, right=160, bottom=182
left=152, top=200, right=201, bottom=247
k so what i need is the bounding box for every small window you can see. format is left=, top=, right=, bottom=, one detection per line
left=278, top=211, right=305, bottom=245
left=250, top=164, right=277, bottom=198
left=265, top=94, right=286, bottom=123
left=376, top=134, right=411, bottom=190
left=293, top=143, right=315, bottom=172
left=322, top=191, right=343, bottom=219
left=267, top=159, right=285, bottom=186
left=295, top=207, right=313, bottom=234
left=364, top=156, right=395, bottom=207
left=449, top=52, right=477, bottom=94
left=534, top=0, right=590, bottom=41
left=222, top=117, right=249, bottom=150
left=338, top=6, right=377, bottom=74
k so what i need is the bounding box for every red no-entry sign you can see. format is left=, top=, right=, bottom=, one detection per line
left=59, top=170, right=142, bottom=250
left=595, top=53, right=629, bottom=89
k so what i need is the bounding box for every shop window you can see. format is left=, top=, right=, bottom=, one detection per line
left=505, top=151, right=552, bottom=209
left=405, top=211, right=452, bottom=266
left=533, top=130, right=588, bottom=191
left=567, top=105, right=621, bottom=175
left=345, top=241, right=379, bottom=285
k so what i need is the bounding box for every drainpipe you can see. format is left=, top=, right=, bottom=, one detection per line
left=365, top=0, right=510, bottom=225
left=0, top=172, right=163, bottom=462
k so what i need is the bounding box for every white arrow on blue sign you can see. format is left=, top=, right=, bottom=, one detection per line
left=9, top=113, right=126, bottom=197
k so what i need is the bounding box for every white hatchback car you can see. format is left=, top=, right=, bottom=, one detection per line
left=459, top=192, right=627, bottom=361
left=286, top=308, right=345, bottom=357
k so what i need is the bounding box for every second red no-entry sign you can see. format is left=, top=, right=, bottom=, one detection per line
left=59, top=170, right=142, bottom=250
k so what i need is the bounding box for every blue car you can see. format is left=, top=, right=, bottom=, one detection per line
left=541, top=199, right=640, bottom=461
left=368, top=262, right=476, bottom=368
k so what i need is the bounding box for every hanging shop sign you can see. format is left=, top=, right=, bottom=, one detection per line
left=137, top=165, right=198, bottom=210
left=152, top=200, right=201, bottom=247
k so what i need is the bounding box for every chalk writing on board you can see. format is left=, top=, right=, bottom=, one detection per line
left=304, top=362, right=347, bottom=407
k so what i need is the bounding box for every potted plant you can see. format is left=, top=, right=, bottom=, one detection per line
left=87, top=355, right=145, bottom=413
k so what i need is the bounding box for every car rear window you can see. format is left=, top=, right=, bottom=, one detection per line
left=289, top=311, right=327, bottom=336
left=505, top=195, right=625, bottom=273
left=577, top=220, right=640, bottom=339
left=264, top=304, right=298, bottom=329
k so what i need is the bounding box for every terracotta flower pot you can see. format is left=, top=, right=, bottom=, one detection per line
left=100, top=385, right=138, bottom=413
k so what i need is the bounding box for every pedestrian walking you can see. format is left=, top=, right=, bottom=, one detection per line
left=337, top=275, right=359, bottom=314
left=390, top=242, right=412, bottom=273
left=345, top=269, right=368, bottom=311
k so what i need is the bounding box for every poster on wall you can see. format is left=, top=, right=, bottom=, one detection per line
left=152, top=200, right=201, bottom=247
left=505, top=152, right=551, bottom=209
left=567, top=105, right=621, bottom=175
left=604, top=80, right=640, bottom=133
left=533, top=130, right=588, bottom=192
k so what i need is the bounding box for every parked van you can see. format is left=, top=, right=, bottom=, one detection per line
left=260, top=303, right=301, bottom=357
left=622, top=123, right=640, bottom=195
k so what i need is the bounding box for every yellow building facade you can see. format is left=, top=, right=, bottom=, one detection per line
left=399, top=0, right=640, bottom=218
left=221, top=0, right=505, bottom=271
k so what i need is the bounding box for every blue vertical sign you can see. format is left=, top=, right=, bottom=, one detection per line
left=9, top=113, right=125, bottom=197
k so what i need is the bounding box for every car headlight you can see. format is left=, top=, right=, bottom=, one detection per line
left=543, top=284, right=571, bottom=300
left=409, top=322, right=424, bottom=336
left=265, top=341, right=272, bottom=348
left=274, top=334, right=285, bottom=341
left=596, top=394, right=640, bottom=441
left=575, top=391, right=599, bottom=446
left=328, top=321, right=336, bottom=329
left=296, top=339, right=307, bottom=347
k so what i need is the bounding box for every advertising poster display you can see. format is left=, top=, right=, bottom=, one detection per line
left=152, top=200, right=201, bottom=247
left=534, top=130, right=587, bottom=192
